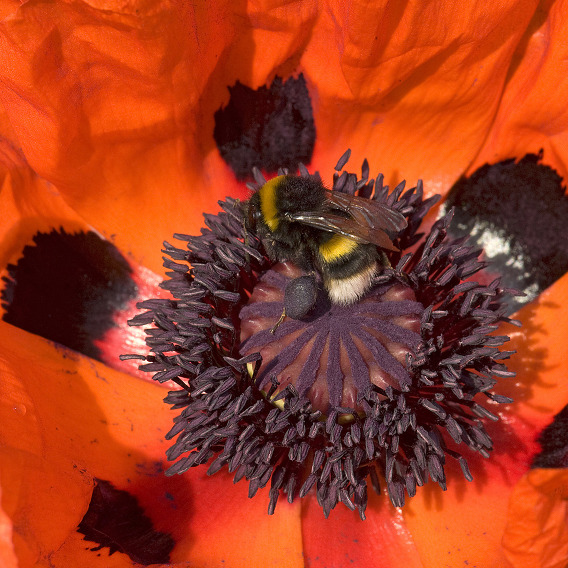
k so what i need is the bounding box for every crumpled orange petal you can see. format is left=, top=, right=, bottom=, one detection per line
left=0, top=0, right=250, bottom=274
left=2, top=1, right=565, bottom=268
left=0, top=321, right=304, bottom=567
left=503, top=469, right=568, bottom=568
left=1, top=1, right=568, bottom=567
left=304, top=0, right=547, bottom=192
left=0, top=132, right=87, bottom=270
left=471, top=0, right=568, bottom=182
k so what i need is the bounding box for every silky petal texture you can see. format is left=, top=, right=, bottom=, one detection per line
left=0, top=321, right=304, bottom=568
left=1, top=1, right=566, bottom=270
left=471, top=0, right=568, bottom=183
left=503, top=469, right=568, bottom=568
left=301, top=492, right=424, bottom=568
left=0, top=133, right=87, bottom=266
left=0, top=152, right=166, bottom=382
left=304, top=0, right=543, bottom=193
left=0, top=1, right=567, bottom=567
left=0, top=0, right=250, bottom=274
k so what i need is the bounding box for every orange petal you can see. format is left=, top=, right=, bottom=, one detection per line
left=0, top=1, right=250, bottom=273
left=504, top=272, right=568, bottom=429
left=304, top=1, right=542, bottom=193
left=0, top=142, right=87, bottom=268
left=0, top=320, right=303, bottom=567
left=0, top=1, right=555, bottom=273
left=301, top=490, right=423, bottom=568
left=0, top=486, right=18, bottom=568
left=0, top=322, right=168, bottom=565
left=471, top=0, right=568, bottom=183
left=169, top=468, right=304, bottom=568
left=0, top=156, right=167, bottom=383
left=502, top=469, right=568, bottom=568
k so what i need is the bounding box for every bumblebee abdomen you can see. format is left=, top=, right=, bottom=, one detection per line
left=317, top=238, right=378, bottom=304
left=317, top=236, right=376, bottom=277
left=318, top=233, right=359, bottom=262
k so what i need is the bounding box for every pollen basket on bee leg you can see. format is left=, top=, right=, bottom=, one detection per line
left=284, top=274, right=318, bottom=319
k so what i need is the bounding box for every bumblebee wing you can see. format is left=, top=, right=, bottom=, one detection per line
left=287, top=211, right=400, bottom=251
left=325, top=191, right=408, bottom=236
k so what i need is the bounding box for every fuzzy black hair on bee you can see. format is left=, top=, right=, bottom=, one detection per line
left=244, top=174, right=407, bottom=325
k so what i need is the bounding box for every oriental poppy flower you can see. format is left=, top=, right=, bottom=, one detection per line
left=1, top=2, right=568, bottom=568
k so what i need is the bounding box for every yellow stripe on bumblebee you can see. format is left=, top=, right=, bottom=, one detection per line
left=318, top=234, right=359, bottom=262
left=258, top=175, right=283, bottom=232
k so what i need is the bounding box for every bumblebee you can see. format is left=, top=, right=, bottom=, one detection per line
left=244, top=174, right=407, bottom=323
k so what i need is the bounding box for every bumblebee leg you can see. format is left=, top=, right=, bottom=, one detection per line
left=239, top=204, right=251, bottom=262
left=378, top=249, right=392, bottom=269
left=269, top=308, right=286, bottom=334
left=378, top=249, right=412, bottom=286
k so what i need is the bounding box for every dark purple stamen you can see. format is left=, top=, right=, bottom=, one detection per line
left=130, top=153, right=519, bottom=518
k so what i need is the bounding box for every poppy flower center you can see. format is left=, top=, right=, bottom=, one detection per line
left=132, top=153, right=520, bottom=515
left=239, top=262, right=423, bottom=413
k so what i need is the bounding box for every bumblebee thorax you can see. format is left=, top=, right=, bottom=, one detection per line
left=258, top=175, right=326, bottom=233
